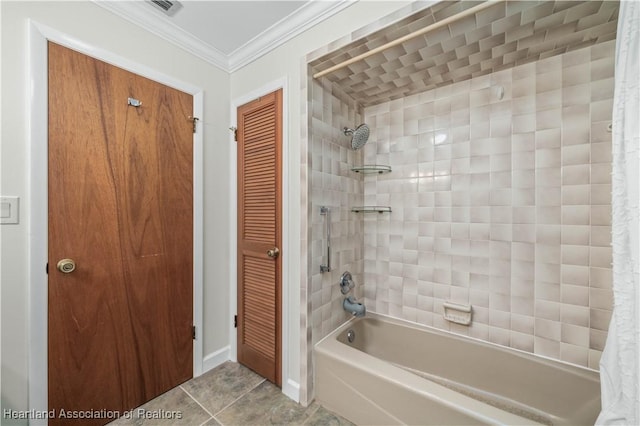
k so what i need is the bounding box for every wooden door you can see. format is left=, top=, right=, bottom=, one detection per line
left=237, top=90, right=282, bottom=386
left=48, top=42, right=193, bottom=424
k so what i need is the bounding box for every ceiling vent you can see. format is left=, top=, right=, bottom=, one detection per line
left=148, top=0, right=183, bottom=17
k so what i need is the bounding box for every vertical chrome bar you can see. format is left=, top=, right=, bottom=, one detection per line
left=320, top=206, right=331, bottom=273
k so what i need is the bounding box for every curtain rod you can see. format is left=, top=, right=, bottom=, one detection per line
left=313, top=0, right=504, bottom=79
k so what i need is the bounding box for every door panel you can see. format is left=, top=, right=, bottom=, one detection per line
left=237, top=90, right=282, bottom=385
left=48, top=42, right=193, bottom=423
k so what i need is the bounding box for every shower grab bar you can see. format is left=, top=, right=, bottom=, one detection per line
left=320, top=206, right=331, bottom=273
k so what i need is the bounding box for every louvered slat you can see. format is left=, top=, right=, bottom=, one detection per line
left=243, top=256, right=276, bottom=360
left=243, top=118, right=276, bottom=241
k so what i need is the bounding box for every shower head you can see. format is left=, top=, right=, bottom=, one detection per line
left=343, top=124, right=370, bottom=150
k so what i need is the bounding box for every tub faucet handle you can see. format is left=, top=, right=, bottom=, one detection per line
left=340, top=271, right=355, bottom=294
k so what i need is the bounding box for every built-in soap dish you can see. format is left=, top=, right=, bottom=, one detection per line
left=443, top=301, right=472, bottom=325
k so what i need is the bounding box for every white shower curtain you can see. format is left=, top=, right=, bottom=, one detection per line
left=596, top=1, right=640, bottom=424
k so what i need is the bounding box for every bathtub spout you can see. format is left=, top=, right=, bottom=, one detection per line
left=343, top=296, right=366, bottom=317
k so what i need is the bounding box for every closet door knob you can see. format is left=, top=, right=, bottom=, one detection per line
left=267, top=247, right=280, bottom=258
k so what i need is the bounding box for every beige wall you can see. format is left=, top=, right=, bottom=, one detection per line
left=1, top=1, right=230, bottom=416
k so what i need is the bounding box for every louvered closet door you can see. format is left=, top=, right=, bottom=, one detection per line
left=237, top=89, right=282, bottom=385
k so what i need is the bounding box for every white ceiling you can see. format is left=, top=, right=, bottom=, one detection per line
left=94, top=0, right=355, bottom=72
left=167, top=1, right=307, bottom=55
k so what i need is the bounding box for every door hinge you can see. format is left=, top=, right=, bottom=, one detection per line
left=234, top=315, right=238, bottom=328
left=229, top=126, right=237, bottom=141
left=46, top=262, right=48, bottom=274
left=192, top=325, right=196, bottom=340
left=189, top=116, right=199, bottom=133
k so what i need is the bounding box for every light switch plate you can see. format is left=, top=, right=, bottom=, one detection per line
left=1, top=196, right=20, bottom=224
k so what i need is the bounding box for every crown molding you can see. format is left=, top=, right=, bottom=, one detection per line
left=92, top=0, right=229, bottom=71
left=92, top=0, right=356, bottom=74
left=227, top=0, right=356, bottom=73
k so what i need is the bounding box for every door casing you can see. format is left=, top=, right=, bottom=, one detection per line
left=28, top=21, right=204, bottom=420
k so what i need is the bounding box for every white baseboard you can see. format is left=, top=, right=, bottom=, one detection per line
left=282, top=379, right=300, bottom=403
left=202, top=346, right=230, bottom=374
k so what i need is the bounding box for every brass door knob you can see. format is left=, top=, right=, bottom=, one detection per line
left=267, top=247, right=280, bottom=258
left=57, top=258, right=76, bottom=274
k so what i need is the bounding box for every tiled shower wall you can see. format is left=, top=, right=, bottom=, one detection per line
left=362, top=40, right=614, bottom=370
left=308, top=77, right=365, bottom=346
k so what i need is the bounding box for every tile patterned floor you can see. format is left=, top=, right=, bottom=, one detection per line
left=108, top=362, right=353, bottom=426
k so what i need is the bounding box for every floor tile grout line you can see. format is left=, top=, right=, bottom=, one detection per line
left=300, top=403, right=322, bottom=425
left=180, top=385, right=217, bottom=420
left=213, top=378, right=267, bottom=417
left=197, top=416, right=214, bottom=426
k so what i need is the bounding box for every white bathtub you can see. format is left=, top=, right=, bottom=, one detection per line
left=315, top=314, right=600, bottom=425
